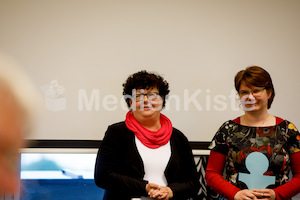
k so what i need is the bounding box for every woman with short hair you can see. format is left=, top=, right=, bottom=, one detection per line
left=95, top=70, right=199, bottom=200
left=206, top=66, right=300, bottom=200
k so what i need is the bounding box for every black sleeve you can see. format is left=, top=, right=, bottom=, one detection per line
left=166, top=129, right=200, bottom=199
left=94, top=123, right=148, bottom=197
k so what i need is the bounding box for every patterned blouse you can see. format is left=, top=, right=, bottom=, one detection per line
left=209, top=118, right=300, bottom=189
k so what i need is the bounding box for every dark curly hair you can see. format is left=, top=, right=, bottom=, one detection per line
left=122, top=70, right=170, bottom=109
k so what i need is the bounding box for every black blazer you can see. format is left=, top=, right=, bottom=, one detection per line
left=94, top=122, right=200, bottom=200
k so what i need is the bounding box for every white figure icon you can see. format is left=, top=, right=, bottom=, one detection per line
left=239, top=152, right=275, bottom=190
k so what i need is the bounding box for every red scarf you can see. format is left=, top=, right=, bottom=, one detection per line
left=125, top=111, right=173, bottom=149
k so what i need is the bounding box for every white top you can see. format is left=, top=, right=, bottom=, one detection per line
left=133, top=136, right=171, bottom=200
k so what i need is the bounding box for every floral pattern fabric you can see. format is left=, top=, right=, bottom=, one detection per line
left=209, top=120, right=300, bottom=190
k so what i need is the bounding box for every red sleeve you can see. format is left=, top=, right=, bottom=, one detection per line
left=205, top=151, right=241, bottom=200
left=273, top=152, right=300, bottom=200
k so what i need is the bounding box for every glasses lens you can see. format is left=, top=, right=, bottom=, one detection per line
left=148, top=93, right=159, bottom=101
left=135, top=94, right=143, bottom=101
left=239, top=88, right=265, bottom=97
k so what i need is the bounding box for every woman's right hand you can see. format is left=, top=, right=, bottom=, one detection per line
left=234, top=189, right=258, bottom=200
left=146, top=183, right=172, bottom=200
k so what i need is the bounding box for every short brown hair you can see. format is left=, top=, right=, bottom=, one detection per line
left=234, top=66, right=275, bottom=109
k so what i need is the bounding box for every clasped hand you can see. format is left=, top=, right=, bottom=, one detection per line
left=146, top=183, right=173, bottom=200
left=234, top=189, right=276, bottom=200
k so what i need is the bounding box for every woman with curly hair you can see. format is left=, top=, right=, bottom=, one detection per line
left=95, top=70, right=199, bottom=200
left=205, top=66, right=300, bottom=200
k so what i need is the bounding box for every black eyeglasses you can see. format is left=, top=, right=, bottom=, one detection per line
left=134, top=92, right=160, bottom=101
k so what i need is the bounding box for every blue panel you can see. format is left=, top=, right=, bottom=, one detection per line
left=20, top=179, right=104, bottom=200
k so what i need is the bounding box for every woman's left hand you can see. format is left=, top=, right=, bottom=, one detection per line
left=252, top=189, right=276, bottom=200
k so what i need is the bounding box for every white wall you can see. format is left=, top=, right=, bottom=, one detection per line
left=0, top=0, right=299, bottom=141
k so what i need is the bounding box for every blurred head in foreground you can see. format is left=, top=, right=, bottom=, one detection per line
left=0, top=52, right=41, bottom=194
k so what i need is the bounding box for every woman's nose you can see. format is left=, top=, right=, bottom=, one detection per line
left=143, top=95, right=149, bottom=102
left=247, top=93, right=255, bottom=100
